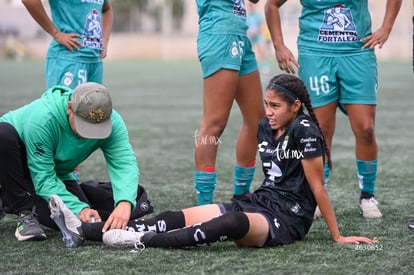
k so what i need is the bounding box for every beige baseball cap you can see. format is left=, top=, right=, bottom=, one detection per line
left=71, top=82, right=113, bottom=139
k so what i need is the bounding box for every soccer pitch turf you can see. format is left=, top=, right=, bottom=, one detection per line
left=0, top=59, right=413, bottom=274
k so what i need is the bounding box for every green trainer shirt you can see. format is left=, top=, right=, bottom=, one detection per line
left=0, top=86, right=139, bottom=215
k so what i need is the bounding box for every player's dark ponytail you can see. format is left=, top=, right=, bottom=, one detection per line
left=266, top=74, right=332, bottom=169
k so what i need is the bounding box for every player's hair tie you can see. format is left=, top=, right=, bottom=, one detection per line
left=268, top=83, right=298, bottom=100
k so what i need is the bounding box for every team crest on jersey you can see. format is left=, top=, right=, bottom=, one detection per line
left=62, top=72, right=74, bottom=87
left=318, top=4, right=358, bottom=43
left=82, top=9, right=103, bottom=50
left=230, top=41, right=244, bottom=59
left=233, top=0, right=246, bottom=19
left=230, top=41, right=239, bottom=57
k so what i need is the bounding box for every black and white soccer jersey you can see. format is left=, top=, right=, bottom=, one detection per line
left=256, top=113, right=324, bottom=219
left=221, top=113, right=326, bottom=245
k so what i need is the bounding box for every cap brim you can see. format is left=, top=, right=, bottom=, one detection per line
left=73, top=115, right=112, bottom=139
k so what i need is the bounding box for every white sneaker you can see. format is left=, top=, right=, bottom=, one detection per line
left=359, top=197, right=383, bottom=218
left=103, top=229, right=146, bottom=251
left=49, top=194, right=85, bottom=248
left=313, top=206, right=322, bottom=219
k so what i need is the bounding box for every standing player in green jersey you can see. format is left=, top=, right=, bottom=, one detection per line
left=193, top=0, right=266, bottom=206
left=0, top=83, right=141, bottom=241
left=22, top=0, right=113, bottom=89
left=265, top=0, right=402, bottom=218
left=23, top=0, right=113, bottom=186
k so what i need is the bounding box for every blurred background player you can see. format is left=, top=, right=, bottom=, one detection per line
left=246, top=2, right=270, bottom=74
left=265, top=0, right=402, bottom=218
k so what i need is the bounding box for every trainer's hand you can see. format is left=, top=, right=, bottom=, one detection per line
left=102, top=201, right=131, bottom=232
left=78, top=208, right=102, bottom=223
left=53, top=31, right=82, bottom=52
left=335, top=236, right=378, bottom=244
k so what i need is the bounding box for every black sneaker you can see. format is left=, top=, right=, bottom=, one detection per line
left=407, top=219, right=414, bottom=229
left=15, top=210, right=47, bottom=241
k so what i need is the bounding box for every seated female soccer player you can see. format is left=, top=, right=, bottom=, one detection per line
left=49, top=74, right=378, bottom=249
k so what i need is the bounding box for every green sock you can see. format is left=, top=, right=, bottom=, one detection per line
left=194, top=171, right=216, bottom=205
left=323, top=161, right=330, bottom=188
left=233, top=165, right=255, bottom=195
left=356, top=159, right=377, bottom=196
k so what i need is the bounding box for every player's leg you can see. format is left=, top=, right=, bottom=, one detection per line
left=231, top=38, right=265, bottom=197
left=49, top=194, right=118, bottom=246
left=133, top=204, right=221, bottom=233
left=338, top=52, right=381, bottom=218
left=194, top=34, right=245, bottom=205
left=51, top=195, right=270, bottom=249
left=346, top=104, right=377, bottom=161
left=104, top=206, right=269, bottom=248
left=345, top=104, right=380, bottom=218
left=49, top=197, right=222, bottom=244
left=233, top=70, right=264, bottom=196
left=298, top=54, right=338, bottom=187
left=312, top=102, right=337, bottom=183
left=194, top=69, right=239, bottom=205
left=137, top=211, right=266, bottom=248
left=124, top=204, right=223, bottom=234
left=299, top=54, right=338, bottom=218
left=195, top=69, right=239, bottom=170
left=122, top=204, right=221, bottom=232
left=232, top=212, right=269, bottom=247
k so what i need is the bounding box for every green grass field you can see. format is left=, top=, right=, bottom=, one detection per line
left=0, top=59, right=413, bottom=274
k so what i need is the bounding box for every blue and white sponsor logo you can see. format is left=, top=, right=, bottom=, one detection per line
left=318, top=4, right=359, bottom=43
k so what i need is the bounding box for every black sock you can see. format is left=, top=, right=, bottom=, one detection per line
left=81, top=221, right=106, bottom=241
left=360, top=192, right=374, bottom=200
left=127, top=210, right=185, bottom=233
left=81, top=211, right=185, bottom=241
left=143, top=211, right=250, bottom=248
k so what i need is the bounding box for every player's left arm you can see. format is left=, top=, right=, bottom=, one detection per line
left=361, top=0, right=402, bottom=49
left=303, top=157, right=378, bottom=244
left=101, top=0, right=113, bottom=58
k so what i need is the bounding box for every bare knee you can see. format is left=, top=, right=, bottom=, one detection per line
left=199, top=120, right=227, bottom=138
left=355, top=126, right=376, bottom=145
